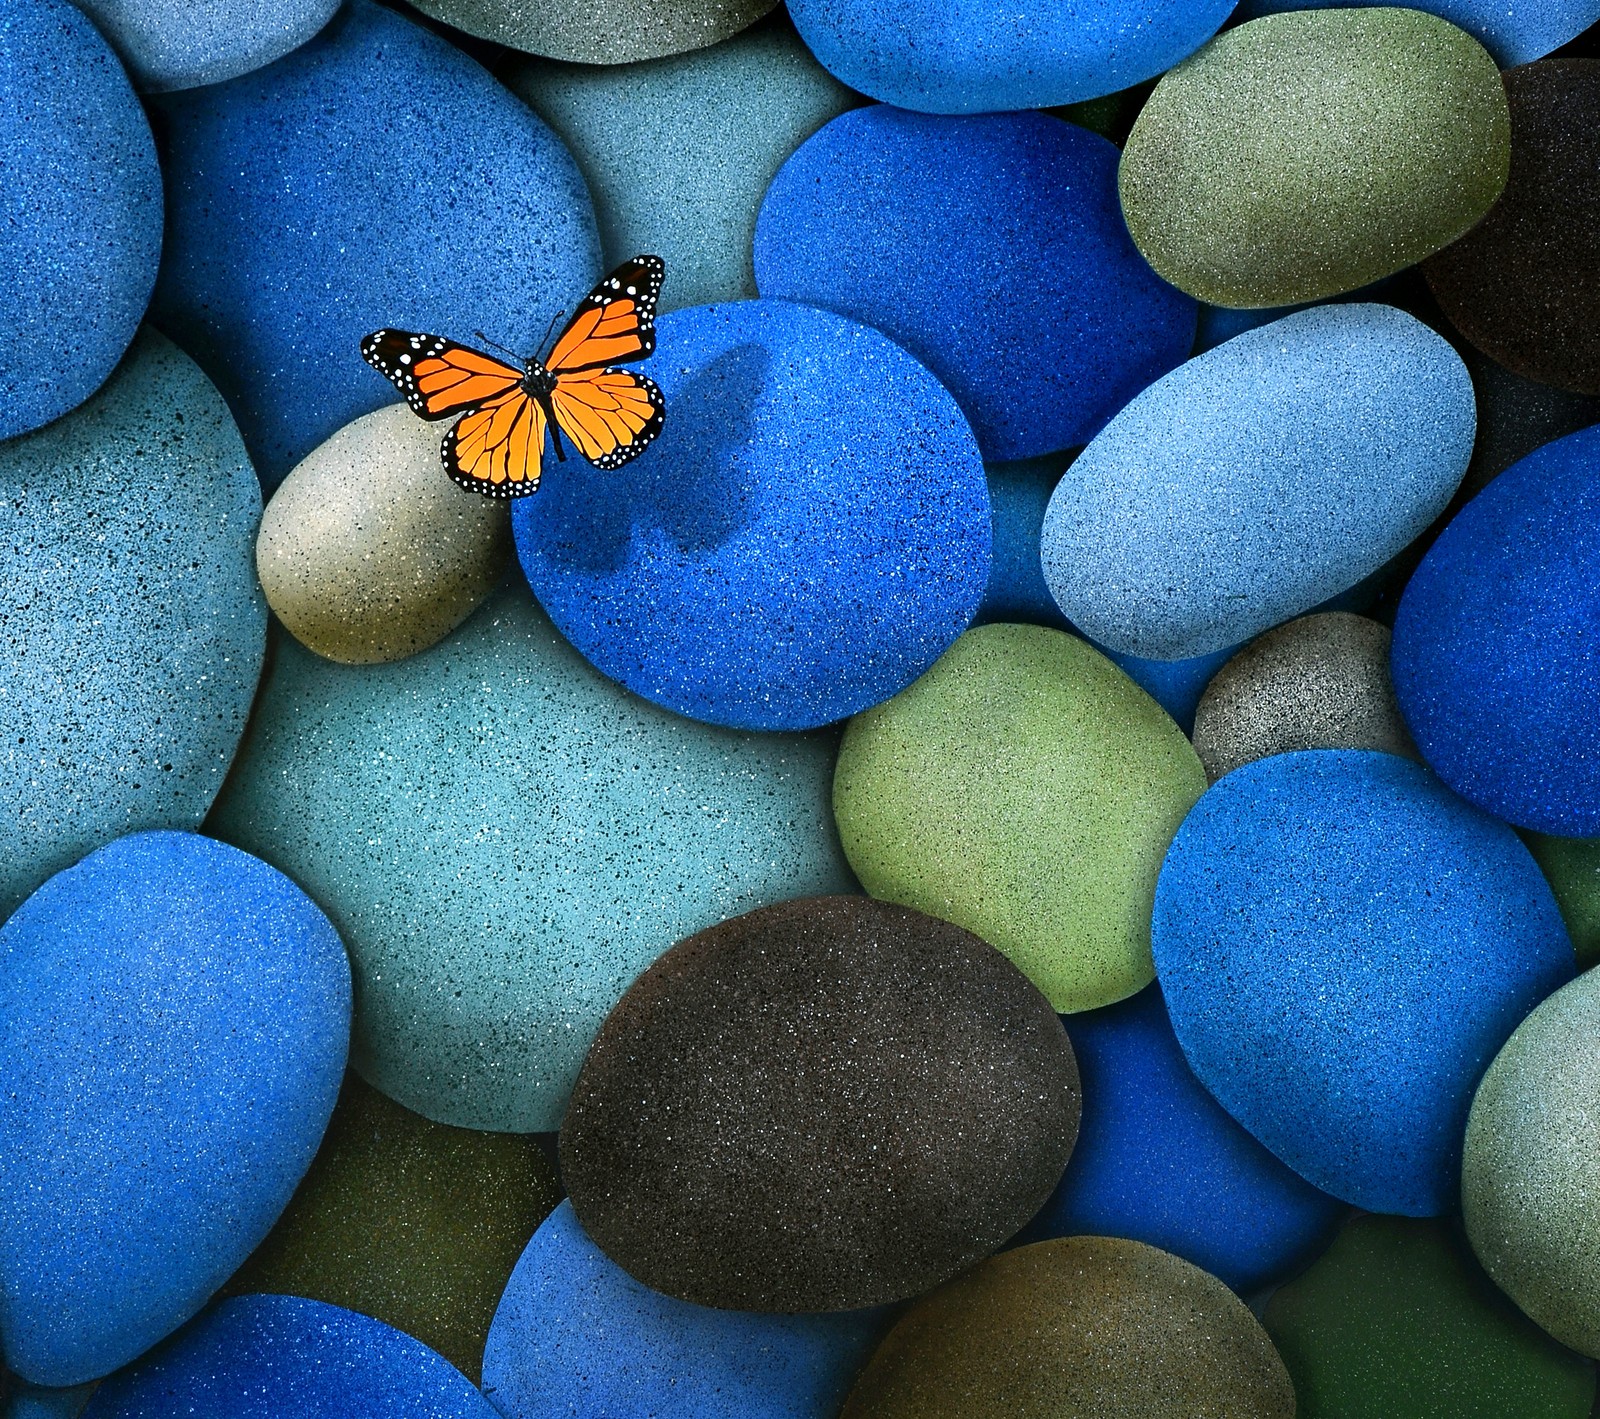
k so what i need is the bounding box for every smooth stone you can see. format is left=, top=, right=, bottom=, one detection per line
left=1425, top=61, right=1600, bottom=396
left=839, top=1238, right=1295, bottom=1419
left=1192, top=613, right=1417, bottom=783
left=1154, top=750, right=1575, bottom=1215
left=223, top=1072, right=559, bottom=1382
left=0, top=832, right=350, bottom=1386
left=1464, top=968, right=1600, bottom=1357
left=209, top=584, right=852, bottom=1132
left=1392, top=423, right=1600, bottom=835
left=979, top=456, right=1072, bottom=630
left=483, top=1201, right=886, bottom=1418
left=1264, top=1214, right=1596, bottom=1418
left=0, top=330, right=265, bottom=921
left=1121, top=10, right=1509, bottom=307
left=2, top=1386, right=94, bottom=1419
left=755, top=108, right=1197, bottom=461
left=1023, top=986, right=1345, bottom=1294
left=508, top=20, right=855, bottom=311
left=561, top=896, right=1080, bottom=1311
left=512, top=300, right=989, bottom=732
left=1, top=0, right=161, bottom=441
left=1042, top=304, right=1474, bottom=660
left=257, top=403, right=511, bottom=665
left=834, top=623, right=1206, bottom=1013
left=786, top=0, right=1235, bottom=114
left=152, top=0, right=598, bottom=487
left=80, top=1295, right=498, bottom=1419
left=1104, top=643, right=1237, bottom=738
left=1524, top=835, right=1600, bottom=968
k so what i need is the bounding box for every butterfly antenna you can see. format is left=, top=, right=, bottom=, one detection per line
left=536, top=309, right=567, bottom=361
left=473, top=330, right=526, bottom=362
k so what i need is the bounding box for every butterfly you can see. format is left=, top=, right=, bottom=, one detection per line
left=360, top=255, right=666, bottom=498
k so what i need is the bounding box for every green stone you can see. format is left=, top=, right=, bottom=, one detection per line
left=1523, top=834, right=1600, bottom=968
left=1119, top=9, right=1509, bottom=307
left=1264, top=1214, right=1594, bottom=1418
left=833, top=623, right=1206, bottom=1012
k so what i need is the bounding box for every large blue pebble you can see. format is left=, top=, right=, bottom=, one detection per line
left=151, top=0, right=598, bottom=488
left=1154, top=751, right=1575, bottom=1216
left=514, top=300, right=989, bottom=730
left=482, top=1202, right=882, bottom=1419
left=0, top=0, right=161, bottom=441
left=0, top=833, right=350, bottom=1385
left=755, top=108, right=1196, bottom=462
left=1393, top=423, right=1600, bottom=836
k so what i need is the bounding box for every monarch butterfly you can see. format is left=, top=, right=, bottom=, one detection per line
left=361, top=255, right=666, bottom=498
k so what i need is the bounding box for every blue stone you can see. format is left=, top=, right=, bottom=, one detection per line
left=482, top=1202, right=882, bottom=1419
left=755, top=108, right=1196, bottom=461
left=1154, top=750, right=1575, bottom=1215
left=978, top=457, right=1071, bottom=629
left=3, top=1385, right=93, bottom=1419
left=1102, top=644, right=1237, bottom=738
left=0, top=833, right=350, bottom=1385
left=1393, top=422, right=1600, bottom=836
left=0, top=0, right=161, bottom=441
left=151, top=0, right=598, bottom=488
left=513, top=300, right=989, bottom=731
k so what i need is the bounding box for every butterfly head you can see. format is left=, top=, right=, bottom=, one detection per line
left=519, top=360, right=558, bottom=400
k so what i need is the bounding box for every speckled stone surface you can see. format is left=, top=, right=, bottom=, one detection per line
left=483, top=1201, right=886, bottom=1418
left=404, top=0, right=776, bottom=62
left=1, top=0, right=161, bottom=441
left=508, top=20, right=855, bottom=312
left=1155, top=750, right=1575, bottom=1215
left=0, top=832, right=350, bottom=1387
left=1121, top=10, right=1510, bottom=307
left=839, top=1237, right=1295, bottom=1418
left=1192, top=613, right=1417, bottom=782
left=755, top=108, right=1197, bottom=461
left=1264, top=1214, right=1595, bottom=1419
left=561, top=896, right=1080, bottom=1311
left=834, top=624, right=1206, bottom=1013
left=513, top=300, right=989, bottom=732
left=0, top=330, right=265, bottom=922
left=1425, top=61, right=1600, bottom=395
left=257, top=403, right=511, bottom=665
left=1105, top=644, right=1238, bottom=737
left=1042, top=304, right=1474, bottom=659
left=209, top=584, right=852, bottom=1133
left=224, top=1072, right=558, bottom=1382
left=3, top=1386, right=93, bottom=1419
left=1523, top=834, right=1600, bottom=968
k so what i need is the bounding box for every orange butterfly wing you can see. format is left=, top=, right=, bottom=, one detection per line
left=442, top=390, right=547, bottom=498
left=362, top=329, right=524, bottom=420
left=546, top=256, right=664, bottom=374
left=549, top=369, right=665, bottom=470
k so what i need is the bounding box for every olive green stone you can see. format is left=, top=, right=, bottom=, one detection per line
left=1523, top=834, right=1600, bottom=968
left=1119, top=8, right=1509, bottom=307
left=833, top=623, right=1206, bottom=1012
left=1264, top=1214, right=1594, bottom=1419
left=840, top=1237, right=1294, bottom=1419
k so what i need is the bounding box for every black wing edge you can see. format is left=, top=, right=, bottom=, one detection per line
left=590, top=370, right=666, bottom=472
left=360, top=328, right=463, bottom=421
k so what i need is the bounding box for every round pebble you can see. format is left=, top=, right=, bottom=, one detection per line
left=482, top=1201, right=885, bottom=1419
left=0, top=0, right=161, bottom=441
left=257, top=403, right=511, bottom=665
left=1041, top=304, right=1474, bottom=660
left=838, top=1237, right=1295, bottom=1419
left=754, top=108, right=1197, bottom=461
left=0, top=832, right=351, bottom=1386
left=1120, top=10, right=1510, bottom=307
left=560, top=896, right=1080, bottom=1311
left=1523, top=834, right=1600, bottom=968
left=834, top=623, right=1206, bottom=1013
left=0, top=330, right=265, bottom=922
left=1392, top=423, right=1600, bottom=835
left=1154, top=750, right=1576, bottom=1215
left=512, top=300, right=989, bottom=732
left=209, top=584, right=852, bottom=1133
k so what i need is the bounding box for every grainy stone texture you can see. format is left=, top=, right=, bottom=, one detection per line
left=1523, top=833, right=1600, bottom=968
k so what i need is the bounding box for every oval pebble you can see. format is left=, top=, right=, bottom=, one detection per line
left=151, top=0, right=599, bottom=487
left=1154, top=750, right=1575, bottom=1215
left=1524, top=835, right=1600, bottom=969
left=839, top=1237, right=1295, bottom=1419
left=209, top=584, right=852, bottom=1132
left=0, top=330, right=265, bottom=921
left=0, top=832, right=351, bottom=1386
left=755, top=108, right=1196, bottom=461
left=1392, top=423, right=1600, bottom=836
left=561, top=896, right=1080, bottom=1311
left=482, top=1201, right=885, bottom=1419
left=1120, top=9, right=1508, bottom=308
left=1042, top=304, right=1474, bottom=660
left=835, top=624, right=1205, bottom=1013
left=1, top=0, right=161, bottom=441
left=257, top=403, right=511, bottom=665
left=513, top=300, right=988, bottom=731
